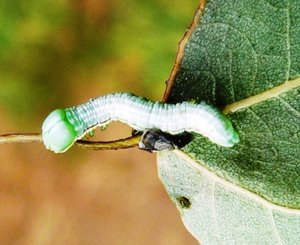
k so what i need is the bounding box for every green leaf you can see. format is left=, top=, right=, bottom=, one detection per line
left=158, top=151, right=300, bottom=244
left=158, top=0, right=300, bottom=243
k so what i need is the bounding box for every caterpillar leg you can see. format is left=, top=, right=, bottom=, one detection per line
left=42, top=109, right=78, bottom=153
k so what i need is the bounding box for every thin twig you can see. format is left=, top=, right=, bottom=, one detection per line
left=0, top=133, right=42, bottom=143
left=76, top=134, right=141, bottom=150
left=0, top=133, right=140, bottom=151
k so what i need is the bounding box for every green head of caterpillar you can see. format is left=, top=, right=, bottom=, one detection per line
left=42, top=109, right=78, bottom=153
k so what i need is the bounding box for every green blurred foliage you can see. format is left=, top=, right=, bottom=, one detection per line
left=0, top=0, right=196, bottom=123
left=0, top=2, right=199, bottom=243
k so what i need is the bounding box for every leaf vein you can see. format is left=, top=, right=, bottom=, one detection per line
left=278, top=96, right=300, bottom=118
left=270, top=209, right=284, bottom=245
left=285, top=0, right=291, bottom=80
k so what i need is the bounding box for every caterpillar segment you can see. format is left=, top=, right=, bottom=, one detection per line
left=42, top=93, right=239, bottom=153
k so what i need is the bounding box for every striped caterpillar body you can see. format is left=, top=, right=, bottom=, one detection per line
left=42, top=93, right=239, bottom=153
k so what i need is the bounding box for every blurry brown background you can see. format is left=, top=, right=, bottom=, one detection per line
left=0, top=0, right=198, bottom=244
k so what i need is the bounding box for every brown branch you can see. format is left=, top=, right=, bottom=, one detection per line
left=0, top=133, right=42, bottom=143
left=0, top=133, right=140, bottom=151
left=76, top=134, right=140, bottom=150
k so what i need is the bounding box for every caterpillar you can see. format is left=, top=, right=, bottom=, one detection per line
left=42, top=92, right=239, bottom=153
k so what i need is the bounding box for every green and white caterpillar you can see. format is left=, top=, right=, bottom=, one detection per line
left=42, top=92, right=239, bottom=153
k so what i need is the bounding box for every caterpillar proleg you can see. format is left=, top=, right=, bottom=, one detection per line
left=42, top=92, right=239, bottom=153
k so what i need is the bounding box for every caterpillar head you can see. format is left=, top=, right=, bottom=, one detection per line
left=42, top=109, right=78, bottom=153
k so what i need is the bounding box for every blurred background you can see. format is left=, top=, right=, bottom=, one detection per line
left=0, top=0, right=198, bottom=244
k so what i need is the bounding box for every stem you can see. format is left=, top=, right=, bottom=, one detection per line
left=0, top=133, right=42, bottom=143
left=0, top=133, right=140, bottom=151
left=76, top=134, right=141, bottom=150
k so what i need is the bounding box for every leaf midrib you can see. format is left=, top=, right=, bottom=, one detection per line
left=223, top=78, right=300, bottom=114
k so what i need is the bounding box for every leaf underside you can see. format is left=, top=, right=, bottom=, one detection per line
left=158, top=0, right=300, bottom=243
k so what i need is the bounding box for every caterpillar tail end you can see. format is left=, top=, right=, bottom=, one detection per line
left=220, top=118, right=240, bottom=147
left=42, top=109, right=77, bottom=153
left=224, top=129, right=240, bottom=147
left=206, top=114, right=240, bottom=148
